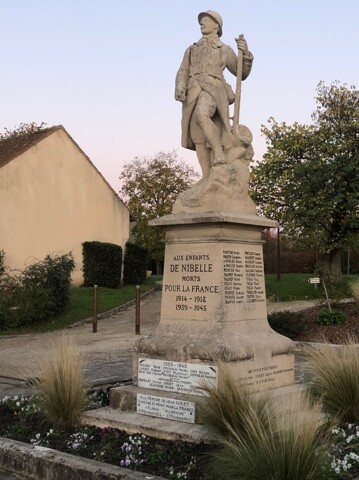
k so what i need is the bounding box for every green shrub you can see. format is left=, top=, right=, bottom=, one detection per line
left=0, top=275, right=23, bottom=330
left=82, top=241, right=122, bottom=288
left=2, top=274, right=54, bottom=329
left=305, top=338, right=359, bottom=423
left=318, top=308, right=346, bottom=325
left=123, top=242, right=148, bottom=285
left=23, top=253, right=75, bottom=316
left=0, top=253, right=74, bottom=330
left=267, top=310, right=306, bottom=339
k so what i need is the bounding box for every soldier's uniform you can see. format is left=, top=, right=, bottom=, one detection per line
left=175, top=12, right=253, bottom=164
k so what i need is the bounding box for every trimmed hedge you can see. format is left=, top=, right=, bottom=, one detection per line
left=123, top=242, right=148, bottom=285
left=82, top=241, right=122, bottom=288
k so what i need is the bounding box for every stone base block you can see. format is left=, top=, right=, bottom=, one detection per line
left=134, top=329, right=295, bottom=393
left=82, top=408, right=209, bottom=443
left=110, top=385, right=207, bottom=424
left=225, top=352, right=295, bottom=392
left=83, top=384, right=308, bottom=442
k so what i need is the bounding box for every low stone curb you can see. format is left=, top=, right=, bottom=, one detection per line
left=2, top=427, right=359, bottom=480
left=0, top=437, right=166, bottom=480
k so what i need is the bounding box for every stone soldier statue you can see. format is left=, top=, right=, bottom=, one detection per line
left=175, top=10, right=254, bottom=180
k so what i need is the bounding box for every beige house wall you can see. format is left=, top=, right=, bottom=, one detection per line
left=0, top=128, right=129, bottom=285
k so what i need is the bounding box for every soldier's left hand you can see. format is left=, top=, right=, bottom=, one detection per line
left=235, top=35, right=249, bottom=55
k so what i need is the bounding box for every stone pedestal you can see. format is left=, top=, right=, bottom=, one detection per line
left=99, top=212, right=295, bottom=430
left=84, top=212, right=299, bottom=436
left=134, top=213, right=294, bottom=396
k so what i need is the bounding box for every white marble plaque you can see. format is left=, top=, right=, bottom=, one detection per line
left=138, top=358, right=218, bottom=396
left=137, top=393, right=195, bottom=423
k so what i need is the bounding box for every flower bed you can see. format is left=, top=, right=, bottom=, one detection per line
left=0, top=393, right=214, bottom=480
left=1, top=392, right=359, bottom=479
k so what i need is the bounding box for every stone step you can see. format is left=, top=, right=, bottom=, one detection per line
left=82, top=408, right=210, bottom=443
left=109, top=385, right=206, bottom=423
left=83, top=383, right=308, bottom=443
left=109, top=383, right=307, bottom=423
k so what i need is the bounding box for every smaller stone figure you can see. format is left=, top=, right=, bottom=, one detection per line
left=175, top=10, right=254, bottom=180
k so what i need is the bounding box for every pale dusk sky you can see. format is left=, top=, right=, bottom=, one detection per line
left=1, top=0, right=358, bottom=192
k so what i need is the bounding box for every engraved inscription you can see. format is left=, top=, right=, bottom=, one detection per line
left=164, top=251, right=218, bottom=316
left=222, top=249, right=266, bottom=305
left=138, top=358, right=218, bottom=396
left=223, top=249, right=244, bottom=304
left=237, top=364, right=295, bottom=388
left=137, top=394, right=195, bottom=423
left=162, top=244, right=267, bottom=319
left=244, top=251, right=265, bottom=303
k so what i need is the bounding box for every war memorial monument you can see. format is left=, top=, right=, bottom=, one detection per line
left=93, top=10, right=297, bottom=434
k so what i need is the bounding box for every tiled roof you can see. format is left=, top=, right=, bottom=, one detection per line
left=0, top=125, right=61, bottom=169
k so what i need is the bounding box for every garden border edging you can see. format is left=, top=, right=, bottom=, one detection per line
left=0, top=436, right=167, bottom=480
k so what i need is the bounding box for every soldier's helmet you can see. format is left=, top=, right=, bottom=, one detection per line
left=198, top=10, right=223, bottom=37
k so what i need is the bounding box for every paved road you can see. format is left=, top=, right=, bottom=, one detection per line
left=0, top=290, right=318, bottom=399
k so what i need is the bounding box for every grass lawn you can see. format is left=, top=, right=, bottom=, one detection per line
left=265, top=273, right=358, bottom=301
left=2, top=273, right=358, bottom=335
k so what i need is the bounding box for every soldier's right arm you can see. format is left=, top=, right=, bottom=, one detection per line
left=175, top=47, right=191, bottom=102
left=226, top=45, right=253, bottom=81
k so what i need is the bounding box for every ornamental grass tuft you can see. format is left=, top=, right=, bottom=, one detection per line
left=27, top=335, right=86, bottom=428
left=200, top=362, right=272, bottom=441
left=350, top=279, right=359, bottom=305
left=201, top=363, right=333, bottom=480
left=305, top=336, right=359, bottom=423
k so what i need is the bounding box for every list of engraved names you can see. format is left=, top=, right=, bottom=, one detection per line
left=138, top=358, right=218, bottom=396
left=223, top=249, right=265, bottom=305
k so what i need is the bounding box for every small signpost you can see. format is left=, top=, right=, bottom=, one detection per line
left=309, top=276, right=332, bottom=311
left=308, top=277, right=320, bottom=290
